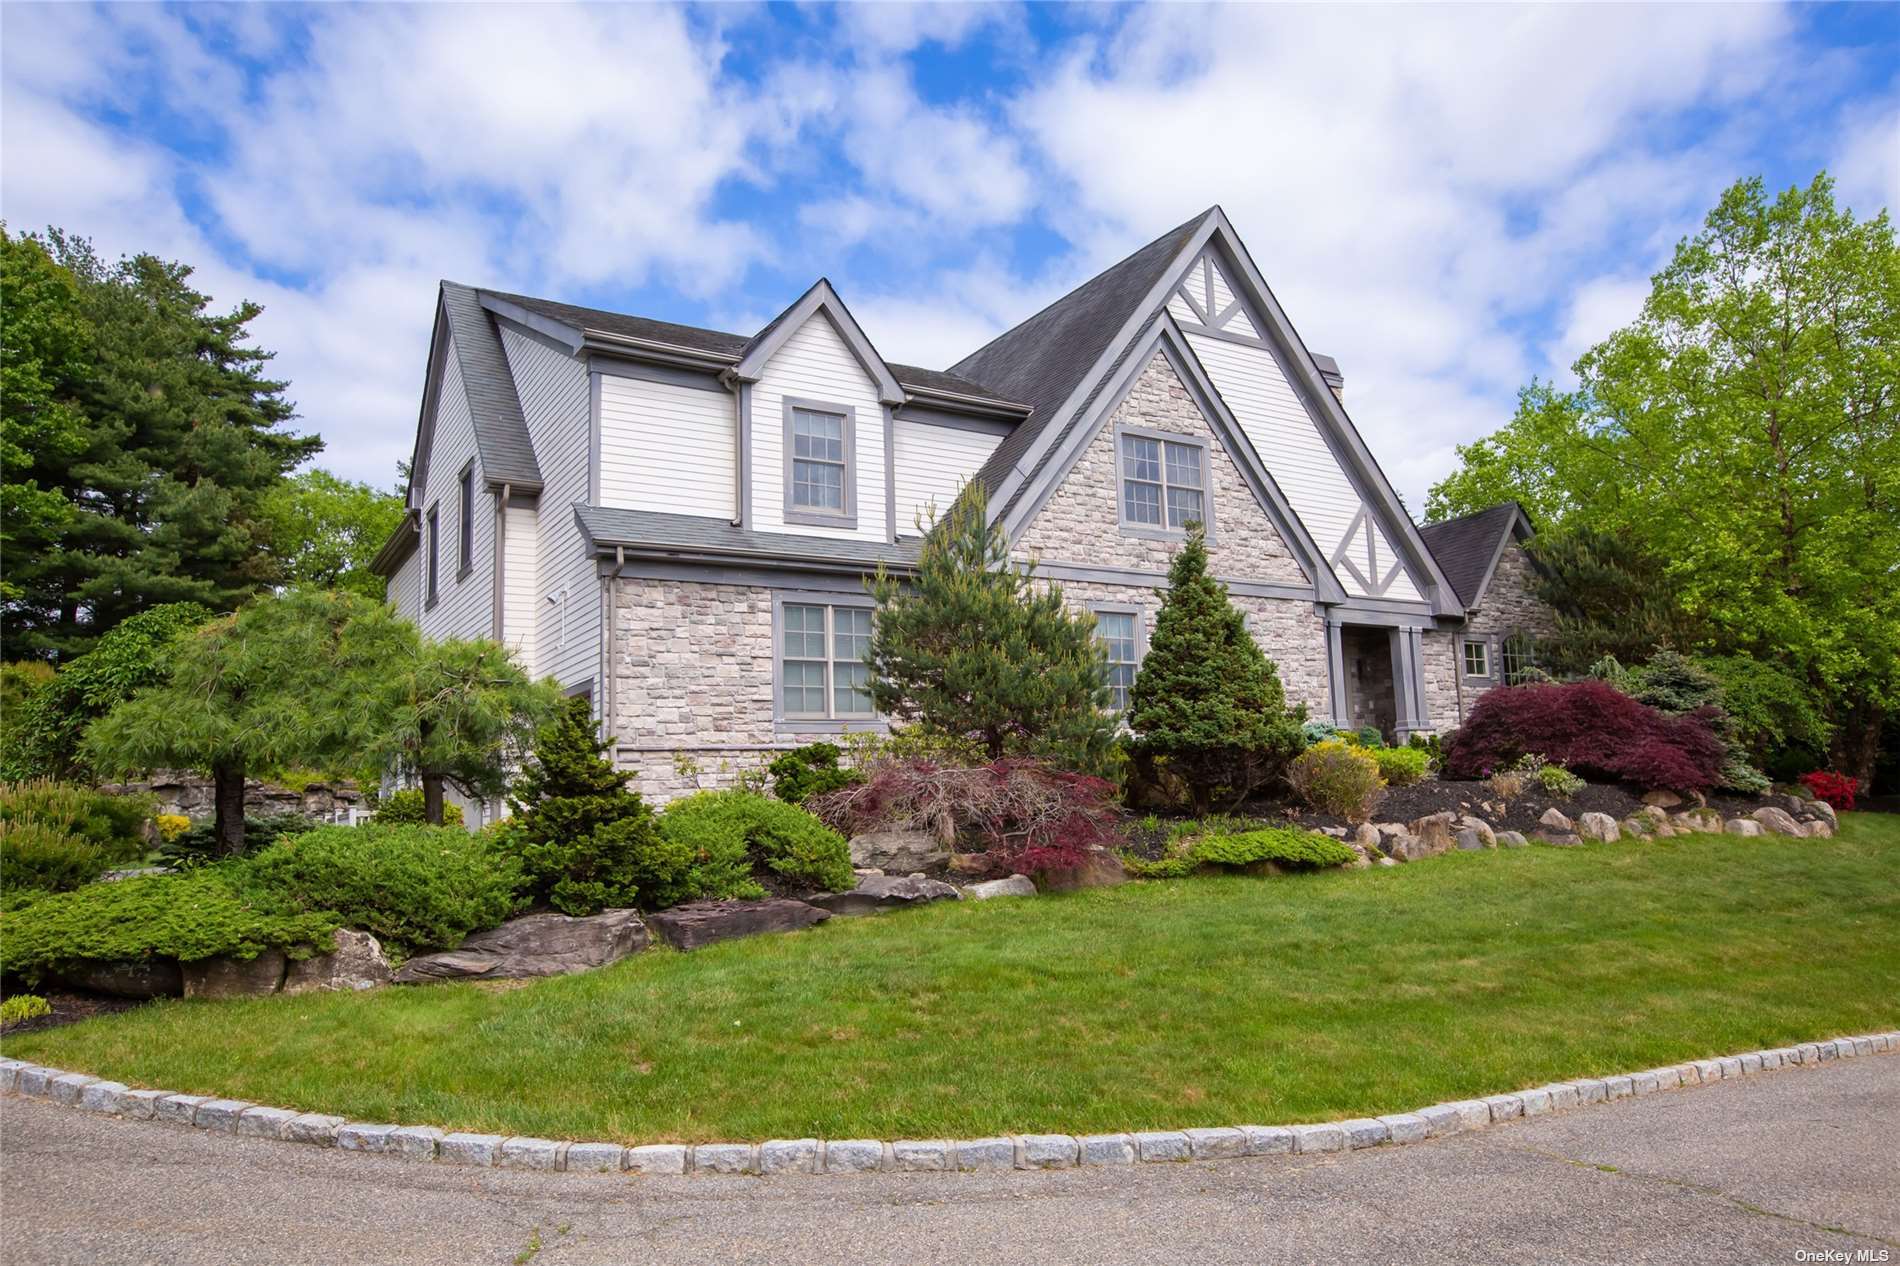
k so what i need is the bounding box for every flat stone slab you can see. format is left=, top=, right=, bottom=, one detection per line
left=1134, top=1131, right=1190, bottom=1162
left=955, top=1138, right=1014, bottom=1170
left=891, top=1140, right=949, bottom=1171
left=962, top=875, right=1036, bottom=900
left=438, top=1132, right=503, bottom=1165
left=394, top=909, right=648, bottom=983
left=821, top=1140, right=882, bottom=1173
left=337, top=1123, right=400, bottom=1152
left=625, top=1144, right=687, bottom=1175
left=1291, top=1123, right=1345, bottom=1153
left=760, top=1138, right=819, bottom=1174
left=807, top=874, right=961, bottom=917
left=499, top=1137, right=562, bottom=1170
left=564, top=1142, right=626, bottom=1173
left=1079, top=1134, right=1135, bottom=1165
left=283, top=1113, right=346, bottom=1146
left=646, top=899, right=829, bottom=951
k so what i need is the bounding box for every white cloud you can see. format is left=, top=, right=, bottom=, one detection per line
left=1831, top=96, right=1899, bottom=221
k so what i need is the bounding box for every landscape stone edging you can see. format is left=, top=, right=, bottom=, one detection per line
left=2, top=1032, right=1893, bottom=1178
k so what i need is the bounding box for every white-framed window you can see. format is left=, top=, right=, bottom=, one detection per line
left=1119, top=428, right=1207, bottom=536
left=1500, top=633, right=1536, bottom=683
left=782, top=398, right=857, bottom=527
left=1096, top=610, right=1140, bottom=712
left=780, top=602, right=875, bottom=720
left=1462, top=638, right=1489, bottom=679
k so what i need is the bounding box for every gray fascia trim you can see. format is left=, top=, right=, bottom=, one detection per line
left=899, top=386, right=1031, bottom=419
left=1328, top=594, right=1437, bottom=623
left=587, top=353, right=727, bottom=395
left=478, top=294, right=585, bottom=354
left=734, top=282, right=906, bottom=406
left=579, top=331, right=736, bottom=372
left=1111, top=421, right=1216, bottom=546
left=1205, top=210, right=1462, bottom=616
left=369, top=508, right=420, bottom=577
left=780, top=395, right=859, bottom=530
left=736, top=383, right=753, bottom=527
left=882, top=404, right=896, bottom=543
left=892, top=406, right=1016, bottom=437
left=1027, top=559, right=1313, bottom=603
left=588, top=372, right=603, bottom=505
left=407, top=302, right=452, bottom=512
left=988, top=213, right=1222, bottom=525
left=601, top=558, right=892, bottom=591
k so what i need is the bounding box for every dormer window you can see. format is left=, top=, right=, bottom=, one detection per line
left=782, top=397, right=857, bottom=528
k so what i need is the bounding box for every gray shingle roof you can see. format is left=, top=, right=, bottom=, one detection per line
left=1417, top=502, right=1523, bottom=607
left=575, top=506, right=921, bottom=570
left=953, top=210, right=1215, bottom=500
left=440, top=282, right=542, bottom=487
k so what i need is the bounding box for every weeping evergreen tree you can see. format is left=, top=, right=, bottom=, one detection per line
left=867, top=484, right=1116, bottom=765
left=1129, top=525, right=1305, bottom=813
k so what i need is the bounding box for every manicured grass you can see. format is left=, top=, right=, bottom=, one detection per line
left=6, top=816, right=1898, bottom=1143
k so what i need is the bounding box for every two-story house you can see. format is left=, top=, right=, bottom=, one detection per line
left=374, top=207, right=1555, bottom=815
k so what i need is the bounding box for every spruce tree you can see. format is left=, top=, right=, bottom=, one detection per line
left=867, top=484, right=1116, bottom=764
left=1129, top=525, right=1304, bottom=813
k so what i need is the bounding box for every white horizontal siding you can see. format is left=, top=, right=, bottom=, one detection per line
left=598, top=374, right=735, bottom=519
left=892, top=420, right=1000, bottom=537
left=412, top=345, right=496, bottom=642
left=502, top=502, right=539, bottom=675
left=1188, top=330, right=1421, bottom=602
left=749, top=313, right=888, bottom=542
left=389, top=543, right=421, bottom=622
left=1167, top=292, right=1198, bottom=325
left=499, top=322, right=599, bottom=696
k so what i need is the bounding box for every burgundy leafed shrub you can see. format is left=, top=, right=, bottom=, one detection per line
left=807, top=757, right=1123, bottom=875
left=1443, top=680, right=1725, bottom=793
left=1799, top=770, right=1857, bottom=812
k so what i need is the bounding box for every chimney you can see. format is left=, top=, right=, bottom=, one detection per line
left=1313, top=353, right=1344, bottom=403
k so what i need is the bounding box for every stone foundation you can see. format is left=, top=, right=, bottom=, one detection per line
left=97, top=773, right=364, bottom=823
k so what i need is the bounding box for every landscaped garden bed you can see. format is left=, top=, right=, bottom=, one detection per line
left=4, top=815, right=1895, bottom=1143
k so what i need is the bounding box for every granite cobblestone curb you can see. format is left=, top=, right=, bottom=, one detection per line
left=2, top=1032, right=1893, bottom=1178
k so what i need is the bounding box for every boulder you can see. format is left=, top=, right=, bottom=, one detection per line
left=182, top=950, right=287, bottom=999
left=1751, top=806, right=1804, bottom=837
left=848, top=830, right=948, bottom=873
left=807, top=874, right=961, bottom=917
left=1577, top=812, right=1620, bottom=843
left=1539, top=808, right=1574, bottom=833
left=1724, top=818, right=1763, bottom=837
left=1035, top=850, right=1128, bottom=892
left=947, top=853, right=992, bottom=876
left=1352, top=823, right=1382, bottom=851
left=1454, top=828, right=1489, bottom=852
left=1674, top=808, right=1725, bottom=834
left=1806, top=799, right=1839, bottom=829
left=394, top=909, right=649, bottom=983
left=1383, top=834, right=1437, bottom=863
left=57, top=958, right=183, bottom=999
left=645, top=900, right=827, bottom=952
left=1455, top=816, right=1496, bottom=848
left=1802, top=819, right=1834, bottom=838
left=1641, top=790, right=1683, bottom=809
left=283, top=930, right=391, bottom=994
left=962, top=875, right=1036, bottom=900
left=1407, top=812, right=1457, bottom=855
left=1495, top=831, right=1529, bottom=848
left=1534, top=832, right=1581, bottom=847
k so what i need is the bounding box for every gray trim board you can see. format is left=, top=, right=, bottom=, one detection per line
left=1111, top=420, right=1216, bottom=545
left=734, top=280, right=905, bottom=406
left=588, top=372, right=603, bottom=505
left=601, top=559, right=888, bottom=591
left=478, top=294, right=585, bottom=354
left=489, top=310, right=584, bottom=360
left=1029, top=560, right=1314, bottom=603
left=780, top=395, right=859, bottom=530
left=882, top=404, right=896, bottom=542
left=892, top=406, right=1015, bottom=437
left=588, top=354, right=727, bottom=394
left=736, top=383, right=752, bottom=527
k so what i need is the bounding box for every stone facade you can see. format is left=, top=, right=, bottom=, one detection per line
left=97, top=773, right=364, bottom=823
left=1013, top=352, right=1309, bottom=586
left=1464, top=543, right=1557, bottom=643
left=1427, top=541, right=1560, bottom=728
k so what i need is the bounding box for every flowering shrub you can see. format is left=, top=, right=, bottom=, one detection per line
left=1286, top=741, right=1385, bottom=822
left=156, top=813, right=191, bottom=842
left=1443, top=681, right=1725, bottom=793
left=1799, top=771, right=1857, bottom=813
left=808, top=757, right=1122, bottom=875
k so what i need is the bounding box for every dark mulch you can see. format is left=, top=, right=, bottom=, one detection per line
left=1, top=990, right=146, bottom=1037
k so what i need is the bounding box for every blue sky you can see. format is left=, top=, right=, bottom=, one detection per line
left=3, top=2, right=1895, bottom=504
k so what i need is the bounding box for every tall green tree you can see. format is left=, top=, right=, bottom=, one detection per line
left=867, top=484, right=1116, bottom=764
left=83, top=590, right=381, bottom=855
left=259, top=469, right=406, bottom=600
left=0, top=229, right=320, bottom=660
left=1129, top=526, right=1305, bottom=813
left=1426, top=174, right=1899, bottom=784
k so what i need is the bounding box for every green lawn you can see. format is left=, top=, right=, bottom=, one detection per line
left=6, top=815, right=1897, bottom=1143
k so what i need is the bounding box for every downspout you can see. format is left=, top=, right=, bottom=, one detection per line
left=607, top=544, right=624, bottom=761
left=493, top=483, right=511, bottom=640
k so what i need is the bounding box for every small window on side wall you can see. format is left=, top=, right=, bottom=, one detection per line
left=425, top=503, right=440, bottom=607
left=1500, top=633, right=1536, bottom=684
left=1096, top=610, right=1140, bottom=712
left=1462, top=638, right=1489, bottom=679
left=458, top=462, right=474, bottom=576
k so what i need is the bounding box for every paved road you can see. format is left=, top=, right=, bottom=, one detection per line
left=3, top=1054, right=1895, bottom=1266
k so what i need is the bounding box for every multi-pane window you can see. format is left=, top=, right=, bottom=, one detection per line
left=425, top=504, right=440, bottom=606
left=781, top=603, right=875, bottom=719
left=458, top=464, right=474, bottom=574
left=1097, top=611, right=1139, bottom=712
left=1500, top=633, right=1536, bottom=683
left=1121, top=433, right=1204, bottom=532
left=1462, top=638, right=1489, bottom=678
left=790, top=408, right=848, bottom=514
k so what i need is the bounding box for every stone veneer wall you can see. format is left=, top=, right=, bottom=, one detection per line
left=1422, top=542, right=1561, bottom=730
left=1013, top=352, right=1309, bottom=586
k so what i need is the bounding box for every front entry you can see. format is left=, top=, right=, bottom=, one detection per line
left=1339, top=624, right=1398, bottom=741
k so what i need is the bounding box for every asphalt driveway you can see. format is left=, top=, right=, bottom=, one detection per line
left=2, top=1052, right=1894, bottom=1266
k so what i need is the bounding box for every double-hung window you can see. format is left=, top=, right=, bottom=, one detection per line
left=1097, top=611, right=1140, bottom=712
left=1462, top=638, right=1489, bottom=679
left=785, top=402, right=854, bottom=524
left=781, top=602, right=875, bottom=720
left=1120, top=431, right=1206, bottom=534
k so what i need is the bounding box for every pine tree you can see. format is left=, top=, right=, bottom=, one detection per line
left=867, top=484, right=1116, bottom=764
left=1129, top=525, right=1305, bottom=813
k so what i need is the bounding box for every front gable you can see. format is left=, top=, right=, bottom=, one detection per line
left=1013, top=330, right=1316, bottom=591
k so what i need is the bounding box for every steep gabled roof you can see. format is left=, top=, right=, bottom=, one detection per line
left=731, top=279, right=904, bottom=404
left=956, top=209, right=1215, bottom=498
left=439, top=282, right=542, bottom=488
left=1417, top=502, right=1533, bottom=608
